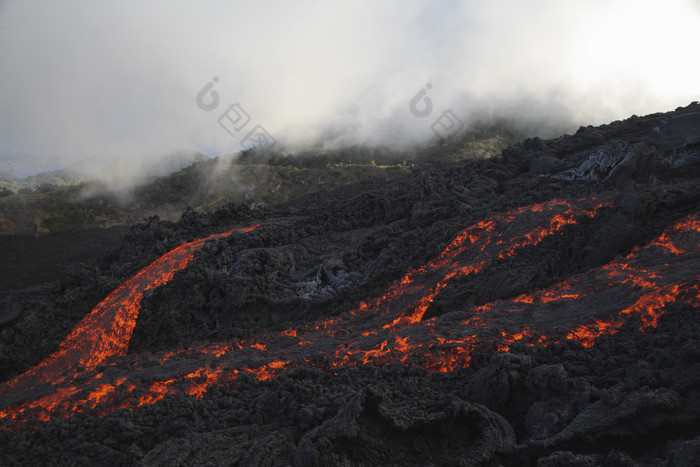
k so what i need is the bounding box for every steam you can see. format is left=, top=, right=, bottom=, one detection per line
left=0, top=0, right=698, bottom=182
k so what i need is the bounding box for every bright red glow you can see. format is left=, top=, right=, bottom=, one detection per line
left=2, top=197, right=698, bottom=428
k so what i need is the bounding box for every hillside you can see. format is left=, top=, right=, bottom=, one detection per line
left=0, top=120, right=520, bottom=236
left=0, top=103, right=699, bottom=465
left=0, top=122, right=520, bottom=297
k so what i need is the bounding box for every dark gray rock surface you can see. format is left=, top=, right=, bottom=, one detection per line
left=1, top=102, right=699, bottom=466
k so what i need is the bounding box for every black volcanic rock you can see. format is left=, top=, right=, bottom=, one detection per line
left=1, top=102, right=699, bottom=466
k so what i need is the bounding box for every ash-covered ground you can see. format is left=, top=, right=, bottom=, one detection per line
left=1, top=103, right=700, bottom=466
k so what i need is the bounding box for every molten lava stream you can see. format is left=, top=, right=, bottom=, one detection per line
left=339, top=196, right=614, bottom=331
left=0, top=225, right=258, bottom=408
left=2, top=198, right=699, bottom=427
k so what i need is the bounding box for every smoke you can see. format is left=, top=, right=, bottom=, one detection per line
left=0, top=0, right=699, bottom=181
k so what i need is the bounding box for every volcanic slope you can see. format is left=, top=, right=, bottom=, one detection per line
left=1, top=102, right=700, bottom=465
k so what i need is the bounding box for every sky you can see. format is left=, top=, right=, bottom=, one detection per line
left=0, top=0, right=699, bottom=178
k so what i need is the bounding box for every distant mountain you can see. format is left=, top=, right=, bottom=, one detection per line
left=139, top=150, right=211, bottom=177
left=0, top=169, right=89, bottom=193
left=0, top=150, right=211, bottom=194
left=0, top=123, right=523, bottom=235
left=0, top=148, right=64, bottom=179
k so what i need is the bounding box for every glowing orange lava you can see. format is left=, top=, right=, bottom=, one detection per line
left=2, top=196, right=698, bottom=428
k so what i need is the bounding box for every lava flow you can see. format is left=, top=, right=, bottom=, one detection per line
left=1, top=196, right=699, bottom=427
left=0, top=225, right=258, bottom=397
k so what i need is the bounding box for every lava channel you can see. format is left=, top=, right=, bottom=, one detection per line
left=0, top=225, right=258, bottom=406
left=1, top=196, right=698, bottom=427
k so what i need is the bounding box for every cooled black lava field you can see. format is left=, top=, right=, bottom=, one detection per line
left=1, top=104, right=700, bottom=466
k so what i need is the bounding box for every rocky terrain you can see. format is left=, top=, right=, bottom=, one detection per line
left=0, top=103, right=699, bottom=465
left=0, top=120, right=518, bottom=237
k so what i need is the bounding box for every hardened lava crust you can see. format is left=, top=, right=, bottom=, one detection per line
left=1, top=103, right=700, bottom=465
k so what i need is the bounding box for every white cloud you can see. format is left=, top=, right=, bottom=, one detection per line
left=0, top=0, right=698, bottom=177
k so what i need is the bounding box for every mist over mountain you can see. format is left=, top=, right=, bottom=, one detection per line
left=1, top=0, right=699, bottom=189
